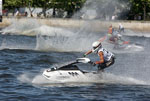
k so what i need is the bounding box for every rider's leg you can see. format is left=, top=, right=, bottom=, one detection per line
left=97, top=63, right=106, bottom=72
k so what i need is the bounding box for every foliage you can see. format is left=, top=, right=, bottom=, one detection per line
left=3, top=0, right=150, bottom=19
left=3, top=0, right=86, bottom=17
left=3, top=0, right=22, bottom=8
left=129, top=0, right=150, bottom=20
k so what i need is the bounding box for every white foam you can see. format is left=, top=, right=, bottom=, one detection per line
left=2, top=18, right=40, bottom=36
left=35, top=28, right=98, bottom=52
left=18, top=71, right=148, bottom=87
left=101, top=73, right=147, bottom=85
left=124, top=30, right=150, bottom=37
left=36, top=25, right=75, bottom=37
left=17, top=73, right=33, bottom=84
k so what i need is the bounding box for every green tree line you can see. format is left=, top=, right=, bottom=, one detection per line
left=3, top=0, right=86, bottom=17
left=129, top=0, right=150, bottom=20
left=3, top=0, right=150, bottom=20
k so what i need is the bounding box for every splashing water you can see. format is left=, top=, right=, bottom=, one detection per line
left=35, top=33, right=98, bottom=52
left=2, top=18, right=40, bottom=36
left=0, top=25, right=145, bottom=52
left=73, top=0, right=130, bottom=20
left=18, top=71, right=147, bottom=87
left=35, top=22, right=104, bottom=52
left=124, top=29, right=150, bottom=37
left=18, top=73, right=33, bottom=84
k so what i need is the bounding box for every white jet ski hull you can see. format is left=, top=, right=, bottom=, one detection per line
left=43, top=70, right=86, bottom=80
left=42, top=58, right=103, bottom=83
left=43, top=69, right=102, bottom=83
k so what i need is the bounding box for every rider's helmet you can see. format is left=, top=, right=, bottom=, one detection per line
left=92, top=41, right=102, bottom=52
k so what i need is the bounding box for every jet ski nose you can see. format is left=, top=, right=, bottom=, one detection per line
left=42, top=70, right=51, bottom=79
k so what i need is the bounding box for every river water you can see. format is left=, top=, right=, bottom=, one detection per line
left=0, top=26, right=150, bottom=101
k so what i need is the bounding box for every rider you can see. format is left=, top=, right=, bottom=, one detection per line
left=108, top=24, right=114, bottom=36
left=83, top=41, right=115, bottom=72
left=108, top=24, right=124, bottom=45
left=118, top=23, right=124, bottom=33
left=108, top=25, right=116, bottom=43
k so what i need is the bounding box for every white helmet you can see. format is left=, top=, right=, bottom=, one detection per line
left=92, top=41, right=102, bottom=52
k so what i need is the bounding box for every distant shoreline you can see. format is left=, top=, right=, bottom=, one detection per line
left=1, top=17, right=150, bottom=32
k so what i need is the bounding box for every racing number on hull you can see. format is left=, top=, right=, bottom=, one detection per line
left=68, top=72, right=79, bottom=76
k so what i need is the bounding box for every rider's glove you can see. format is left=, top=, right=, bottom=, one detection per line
left=92, top=62, right=96, bottom=66
left=83, top=54, right=86, bottom=57
left=89, top=61, right=96, bottom=66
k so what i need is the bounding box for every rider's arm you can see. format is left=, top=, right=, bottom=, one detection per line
left=84, top=50, right=92, bottom=56
left=95, top=51, right=104, bottom=64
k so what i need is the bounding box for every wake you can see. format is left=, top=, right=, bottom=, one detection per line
left=1, top=18, right=146, bottom=53
left=18, top=72, right=147, bottom=87
left=123, top=30, right=150, bottom=38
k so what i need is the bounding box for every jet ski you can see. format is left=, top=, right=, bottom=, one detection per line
left=106, top=32, right=144, bottom=51
left=42, top=58, right=102, bottom=82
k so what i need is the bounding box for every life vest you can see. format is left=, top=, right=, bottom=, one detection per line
left=97, top=48, right=114, bottom=61
left=108, top=27, right=113, bottom=34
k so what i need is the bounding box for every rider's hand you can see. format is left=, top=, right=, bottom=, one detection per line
left=83, top=54, right=86, bottom=57
left=92, top=62, right=96, bottom=66
left=90, top=61, right=96, bottom=66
